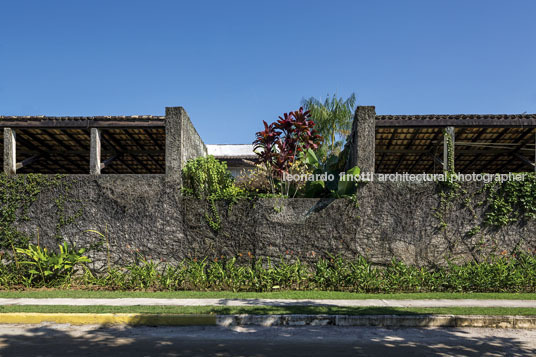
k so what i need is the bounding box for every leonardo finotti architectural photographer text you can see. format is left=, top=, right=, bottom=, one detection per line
left=282, top=172, right=527, bottom=183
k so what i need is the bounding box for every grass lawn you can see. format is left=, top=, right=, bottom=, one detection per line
left=1, top=305, right=536, bottom=316
left=0, top=290, right=535, bottom=300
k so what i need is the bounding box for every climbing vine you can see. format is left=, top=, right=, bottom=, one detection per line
left=444, top=128, right=455, bottom=174
left=434, top=128, right=461, bottom=230
left=484, top=173, right=536, bottom=226
left=204, top=199, right=222, bottom=232
left=433, top=172, right=536, bottom=239
left=0, top=173, right=83, bottom=250
left=181, top=156, right=247, bottom=233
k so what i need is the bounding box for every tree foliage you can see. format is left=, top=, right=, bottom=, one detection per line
left=302, top=93, right=357, bottom=159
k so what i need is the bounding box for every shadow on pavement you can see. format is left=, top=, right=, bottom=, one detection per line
left=0, top=322, right=534, bottom=357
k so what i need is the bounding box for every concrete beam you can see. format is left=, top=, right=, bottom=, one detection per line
left=3, top=128, right=16, bottom=175
left=443, top=126, right=455, bottom=172
left=346, top=106, right=376, bottom=174
left=90, top=128, right=102, bottom=175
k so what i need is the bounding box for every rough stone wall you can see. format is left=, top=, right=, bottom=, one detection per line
left=180, top=112, right=207, bottom=163
left=165, top=107, right=207, bottom=182
left=346, top=106, right=376, bottom=173
left=12, top=175, right=536, bottom=270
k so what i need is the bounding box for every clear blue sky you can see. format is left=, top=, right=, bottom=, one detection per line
left=1, top=1, right=535, bottom=144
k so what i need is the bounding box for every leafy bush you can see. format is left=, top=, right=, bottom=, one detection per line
left=181, top=156, right=247, bottom=232
left=253, top=107, right=323, bottom=196
left=2, top=252, right=535, bottom=293
left=181, top=155, right=245, bottom=200
left=235, top=164, right=273, bottom=194
left=301, top=148, right=361, bottom=198
left=14, top=242, right=90, bottom=286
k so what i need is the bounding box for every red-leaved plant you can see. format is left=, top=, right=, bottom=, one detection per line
left=253, top=107, right=323, bottom=195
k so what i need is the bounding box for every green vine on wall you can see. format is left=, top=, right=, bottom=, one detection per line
left=204, top=199, right=222, bottom=232
left=434, top=172, right=536, bottom=240
left=484, top=173, right=536, bottom=226
left=0, top=173, right=82, bottom=250
left=434, top=128, right=461, bottom=230
left=445, top=128, right=455, bottom=174
left=181, top=156, right=248, bottom=233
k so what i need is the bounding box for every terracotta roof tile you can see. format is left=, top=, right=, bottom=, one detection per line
left=0, top=115, right=165, bottom=120
left=376, top=114, right=536, bottom=121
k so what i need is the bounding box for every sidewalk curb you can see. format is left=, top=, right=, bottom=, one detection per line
left=1, top=313, right=536, bottom=328
left=217, top=314, right=536, bottom=329
left=0, top=313, right=216, bottom=326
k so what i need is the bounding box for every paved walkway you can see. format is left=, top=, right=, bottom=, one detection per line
left=0, top=298, right=535, bottom=308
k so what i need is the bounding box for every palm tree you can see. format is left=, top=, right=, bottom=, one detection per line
left=302, top=93, right=356, bottom=159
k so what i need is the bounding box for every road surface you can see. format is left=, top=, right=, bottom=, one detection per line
left=0, top=324, right=534, bottom=356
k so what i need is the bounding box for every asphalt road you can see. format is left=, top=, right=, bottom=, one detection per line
left=0, top=324, right=535, bottom=357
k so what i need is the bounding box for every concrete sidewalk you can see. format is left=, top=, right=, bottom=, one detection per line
left=1, top=298, right=535, bottom=308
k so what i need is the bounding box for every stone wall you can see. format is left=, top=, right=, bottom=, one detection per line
left=165, top=107, right=207, bottom=181
left=346, top=106, right=376, bottom=173
left=10, top=175, right=535, bottom=270
left=180, top=110, right=207, bottom=163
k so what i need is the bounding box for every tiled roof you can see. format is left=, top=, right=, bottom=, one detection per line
left=0, top=115, right=165, bottom=120
left=377, top=114, right=536, bottom=120
left=0, top=115, right=165, bottom=128
left=376, top=114, right=536, bottom=127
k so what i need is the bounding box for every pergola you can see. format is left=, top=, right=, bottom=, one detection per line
left=1, top=111, right=536, bottom=175
left=1, top=116, right=166, bottom=174
left=375, top=114, right=536, bottom=174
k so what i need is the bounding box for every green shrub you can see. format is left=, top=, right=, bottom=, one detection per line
left=2, top=253, right=536, bottom=293
left=181, top=156, right=248, bottom=232
left=15, top=242, right=90, bottom=287
left=181, top=156, right=242, bottom=199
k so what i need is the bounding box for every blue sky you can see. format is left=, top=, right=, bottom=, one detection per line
left=1, top=1, right=535, bottom=144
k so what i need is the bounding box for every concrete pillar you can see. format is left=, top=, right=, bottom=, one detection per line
left=346, top=106, right=376, bottom=174
left=90, top=128, right=102, bottom=175
left=3, top=128, right=16, bottom=175
left=443, top=126, right=455, bottom=172
left=165, top=107, right=185, bottom=181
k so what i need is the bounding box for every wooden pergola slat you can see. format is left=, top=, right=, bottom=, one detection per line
left=123, top=130, right=165, bottom=171
left=496, top=129, right=535, bottom=172
left=101, top=131, right=154, bottom=174
left=15, top=131, right=80, bottom=172
left=407, top=129, right=442, bottom=172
